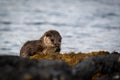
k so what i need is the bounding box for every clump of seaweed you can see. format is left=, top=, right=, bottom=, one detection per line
left=29, top=51, right=120, bottom=80
left=30, top=51, right=110, bottom=67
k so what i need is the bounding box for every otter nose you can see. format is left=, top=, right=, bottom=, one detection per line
left=55, top=43, right=59, bottom=47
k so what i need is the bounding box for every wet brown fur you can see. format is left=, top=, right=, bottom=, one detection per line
left=20, top=30, right=62, bottom=57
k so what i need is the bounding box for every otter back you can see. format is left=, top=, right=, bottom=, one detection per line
left=20, top=40, right=43, bottom=57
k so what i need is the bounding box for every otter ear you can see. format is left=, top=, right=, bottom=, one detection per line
left=46, top=34, right=51, bottom=37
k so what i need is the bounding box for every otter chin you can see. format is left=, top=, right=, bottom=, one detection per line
left=20, top=30, right=62, bottom=57
left=42, top=47, right=60, bottom=54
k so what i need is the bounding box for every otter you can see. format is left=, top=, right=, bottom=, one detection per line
left=20, top=30, right=62, bottom=57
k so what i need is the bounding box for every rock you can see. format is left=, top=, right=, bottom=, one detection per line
left=96, top=72, right=120, bottom=80
left=0, top=55, right=72, bottom=80
left=73, top=54, right=120, bottom=80
left=30, top=51, right=110, bottom=66
left=0, top=51, right=119, bottom=80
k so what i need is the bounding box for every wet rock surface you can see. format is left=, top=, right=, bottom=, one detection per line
left=0, top=56, right=72, bottom=80
left=74, top=54, right=120, bottom=80
left=0, top=51, right=120, bottom=80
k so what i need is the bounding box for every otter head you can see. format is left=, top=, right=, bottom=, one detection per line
left=41, top=30, right=62, bottom=49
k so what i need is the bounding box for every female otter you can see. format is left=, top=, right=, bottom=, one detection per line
left=20, top=30, right=62, bottom=57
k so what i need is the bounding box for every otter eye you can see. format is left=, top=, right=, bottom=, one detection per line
left=46, top=34, right=51, bottom=37
left=51, top=39, right=54, bottom=42
left=59, top=39, right=61, bottom=42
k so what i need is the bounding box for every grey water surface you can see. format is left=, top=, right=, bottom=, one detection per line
left=0, top=0, right=120, bottom=55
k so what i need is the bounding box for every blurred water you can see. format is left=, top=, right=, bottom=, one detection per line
left=0, top=0, right=120, bottom=55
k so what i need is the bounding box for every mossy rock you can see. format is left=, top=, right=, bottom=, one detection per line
left=0, top=51, right=119, bottom=80
left=30, top=51, right=110, bottom=67
left=74, top=53, right=120, bottom=80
